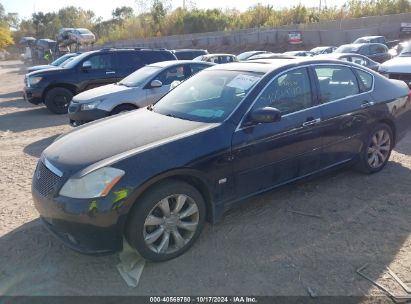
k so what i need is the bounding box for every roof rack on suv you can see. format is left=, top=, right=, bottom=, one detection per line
left=99, top=47, right=167, bottom=51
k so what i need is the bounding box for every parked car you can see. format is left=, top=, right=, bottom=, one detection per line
left=57, top=28, right=95, bottom=45
left=23, top=48, right=177, bottom=114
left=388, top=41, right=410, bottom=57
left=379, top=42, right=411, bottom=88
left=335, top=43, right=391, bottom=63
left=317, top=53, right=380, bottom=71
left=172, top=49, right=208, bottom=60
left=283, top=50, right=314, bottom=57
left=237, top=51, right=270, bottom=61
left=310, top=46, right=337, bottom=55
left=57, top=28, right=74, bottom=42
left=68, top=28, right=96, bottom=45
left=193, top=54, right=238, bottom=64
left=27, top=53, right=80, bottom=73
left=68, top=61, right=214, bottom=126
left=32, top=57, right=411, bottom=261
left=353, top=36, right=387, bottom=45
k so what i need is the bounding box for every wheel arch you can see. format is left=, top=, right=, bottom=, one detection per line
left=42, top=83, right=78, bottom=101
left=378, top=118, right=396, bottom=146
left=110, top=103, right=138, bottom=115
left=122, top=169, right=215, bottom=234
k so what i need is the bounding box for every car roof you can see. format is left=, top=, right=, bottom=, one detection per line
left=173, top=49, right=207, bottom=52
left=206, top=58, right=368, bottom=74
left=204, top=53, right=236, bottom=57
left=357, top=36, right=384, bottom=40
left=149, top=60, right=214, bottom=68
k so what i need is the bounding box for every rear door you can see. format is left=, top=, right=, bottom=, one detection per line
left=313, top=64, right=375, bottom=167
left=78, top=53, right=118, bottom=91
left=116, top=51, right=145, bottom=80
left=232, top=67, right=323, bottom=197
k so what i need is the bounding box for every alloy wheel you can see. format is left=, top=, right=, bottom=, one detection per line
left=143, top=194, right=199, bottom=254
left=367, top=129, right=391, bottom=168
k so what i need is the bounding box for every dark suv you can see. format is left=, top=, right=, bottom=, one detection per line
left=335, top=43, right=391, bottom=63
left=23, top=48, right=177, bottom=114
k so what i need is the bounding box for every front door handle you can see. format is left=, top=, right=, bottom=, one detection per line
left=106, top=71, right=116, bottom=75
left=361, top=100, right=375, bottom=108
left=302, top=118, right=321, bottom=127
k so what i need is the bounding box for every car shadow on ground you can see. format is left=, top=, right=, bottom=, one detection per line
left=24, top=134, right=61, bottom=157
left=0, top=91, right=23, bottom=100
left=0, top=162, right=410, bottom=297
left=0, top=107, right=69, bottom=133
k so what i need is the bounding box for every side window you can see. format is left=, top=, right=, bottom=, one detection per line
left=314, top=66, right=360, bottom=103
left=141, top=51, right=168, bottom=64
left=154, top=65, right=186, bottom=86
left=370, top=45, right=381, bottom=54
left=86, top=54, right=114, bottom=70
left=351, top=56, right=367, bottom=66
left=355, top=69, right=373, bottom=92
left=253, top=68, right=313, bottom=115
left=190, top=64, right=209, bottom=75
left=117, top=52, right=143, bottom=70
left=361, top=45, right=370, bottom=55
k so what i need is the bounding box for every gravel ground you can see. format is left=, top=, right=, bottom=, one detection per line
left=0, top=60, right=410, bottom=300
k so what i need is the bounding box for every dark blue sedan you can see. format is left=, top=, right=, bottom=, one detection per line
left=32, top=58, right=411, bottom=261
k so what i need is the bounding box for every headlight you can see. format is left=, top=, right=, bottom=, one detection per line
left=29, top=76, right=43, bottom=86
left=81, top=100, right=102, bottom=111
left=59, top=167, right=125, bottom=199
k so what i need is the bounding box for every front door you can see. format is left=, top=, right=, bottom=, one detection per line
left=79, top=53, right=118, bottom=91
left=232, top=67, right=323, bottom=198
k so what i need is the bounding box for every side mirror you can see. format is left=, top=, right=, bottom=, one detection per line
left=249, top=107, right=282, bottom=124
left=82, top=61, right=92, bottom=70
left=150, top=80, right=163, bottom=88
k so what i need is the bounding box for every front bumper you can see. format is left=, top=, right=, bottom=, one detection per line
left=68, top=102, right=109, bottom=126
left=32, top=184, right=124, bottom=255
left=23, top=86, right=43, bottom=105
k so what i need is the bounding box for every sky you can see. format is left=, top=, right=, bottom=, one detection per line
left=2, top=0, right=347, bottom=21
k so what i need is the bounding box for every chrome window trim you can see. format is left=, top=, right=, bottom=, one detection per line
left=235, top=63, right=375, bottom=132
left=43, top=158, right=63, bottom=177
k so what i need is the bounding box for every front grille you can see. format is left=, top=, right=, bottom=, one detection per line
left=33, top=161, right=62, bottom=196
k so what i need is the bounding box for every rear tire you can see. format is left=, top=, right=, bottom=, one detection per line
left=110, top=104, right=137, bottom=115
left=356, top=123, right=393, bottom=174
left=44, top=87, right=73, bottom=114
left=125, top=180, right=206, bottom=262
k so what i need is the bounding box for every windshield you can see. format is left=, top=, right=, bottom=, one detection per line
left=62, top=52, right=93, bottom=69
left=152, top=70, right=263, bottom=123
left=51, top=54, right=74, bottom=66
left=237, top=51, right=260, bottom=60
left=310, top=47, right=327, bottom=54
left=399, top=43, right=411, bottom=56
left=335, top=45, right=360, bottom=53
left=119, top=66, right=161, bottom=87
left=77, top=28, right=92, bottom=34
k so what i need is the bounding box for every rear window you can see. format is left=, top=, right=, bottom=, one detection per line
left=117, top=52, right=144, bottom=69
left=141, top=51, right=176, bottom=64
left=355, top=69, right=373, bottom=92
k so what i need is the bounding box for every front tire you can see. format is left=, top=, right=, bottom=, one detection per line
left=44, top=87, right=73, bottom=114
left=126, top=180, right=206, bottom=262
left=357, top=123, right=393, bottom=174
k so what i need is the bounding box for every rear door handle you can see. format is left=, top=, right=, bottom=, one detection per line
left=106, top=71, right=116, bottom=75
left=302, top=118, right=321, bottom=127
left=361, top=100, right=375, bottom=108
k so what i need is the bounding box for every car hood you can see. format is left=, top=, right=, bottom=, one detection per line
left=72, top=83, right=138, bottom=103
left=28, top=65, right=54, bottom=72
left=379, top=56, right=411, bottom=73
left=27, top=66, right=65, bottom=77
left=42, top=109, right=215, bottom=176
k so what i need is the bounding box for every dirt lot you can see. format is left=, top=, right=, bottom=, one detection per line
left=0, top=60, right=411, bottom=300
